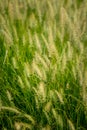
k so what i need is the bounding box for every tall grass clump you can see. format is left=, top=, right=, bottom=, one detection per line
left=0, top=0, right=87, bottom=129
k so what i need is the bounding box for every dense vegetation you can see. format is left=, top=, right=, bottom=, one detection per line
left=0, top=0, right=87, bottom=129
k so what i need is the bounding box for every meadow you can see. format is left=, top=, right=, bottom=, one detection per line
left=0, top=0, right=87, bottom=129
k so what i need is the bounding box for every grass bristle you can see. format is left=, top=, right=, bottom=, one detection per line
left=0, top=0, right=87, bottom=129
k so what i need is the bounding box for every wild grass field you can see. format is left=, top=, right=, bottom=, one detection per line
left=0, top=0, right=87, bottom=129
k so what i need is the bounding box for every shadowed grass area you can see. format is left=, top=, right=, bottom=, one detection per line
left=0, top=0, right=87, bottom=130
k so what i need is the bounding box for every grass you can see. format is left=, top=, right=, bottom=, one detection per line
left=0, top=0, right=87, bottom=129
